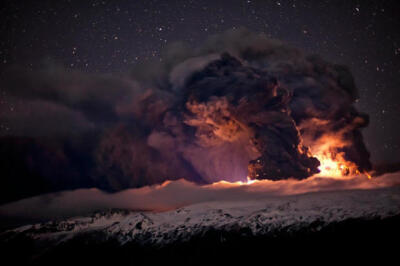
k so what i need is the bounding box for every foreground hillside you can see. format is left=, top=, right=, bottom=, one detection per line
left=2, top=186, right=400, bottom=265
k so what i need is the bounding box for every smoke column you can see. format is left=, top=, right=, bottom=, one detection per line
left=0, top=28, right=372, bottom=202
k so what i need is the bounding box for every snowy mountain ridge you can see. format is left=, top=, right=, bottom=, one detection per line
left=4, top=186, right=400, bottom=247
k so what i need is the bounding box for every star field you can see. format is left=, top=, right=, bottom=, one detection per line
left=1, top=0, right=399, bottom=163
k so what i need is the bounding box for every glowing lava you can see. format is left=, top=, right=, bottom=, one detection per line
left=313, top=152, right=371, bottom=179
left=209, top=176, right=259, bottom=187
left=315, top=153, right=350, bottom=177
left=302, top=133, right=371, bottom=179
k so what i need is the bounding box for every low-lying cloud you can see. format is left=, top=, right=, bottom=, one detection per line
left=1, top=172, right=399, bottom=224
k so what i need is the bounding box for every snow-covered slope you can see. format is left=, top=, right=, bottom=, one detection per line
left=3, top=186, right=400, bottom=246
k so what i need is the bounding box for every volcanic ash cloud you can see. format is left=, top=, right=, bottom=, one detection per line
left=0, top=28, right=372, bottom=198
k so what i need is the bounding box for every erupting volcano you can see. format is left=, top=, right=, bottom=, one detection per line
left=2, top=1, right=400, bottom=265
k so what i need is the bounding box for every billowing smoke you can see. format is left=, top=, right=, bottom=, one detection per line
left=0, top=28, right=372, bottom=203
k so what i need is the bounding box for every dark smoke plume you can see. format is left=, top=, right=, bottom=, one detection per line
left=0, top=28, right=371, bottom=203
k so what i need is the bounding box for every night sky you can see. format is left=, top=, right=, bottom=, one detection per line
left=1, top=0, right=399, bottom=163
